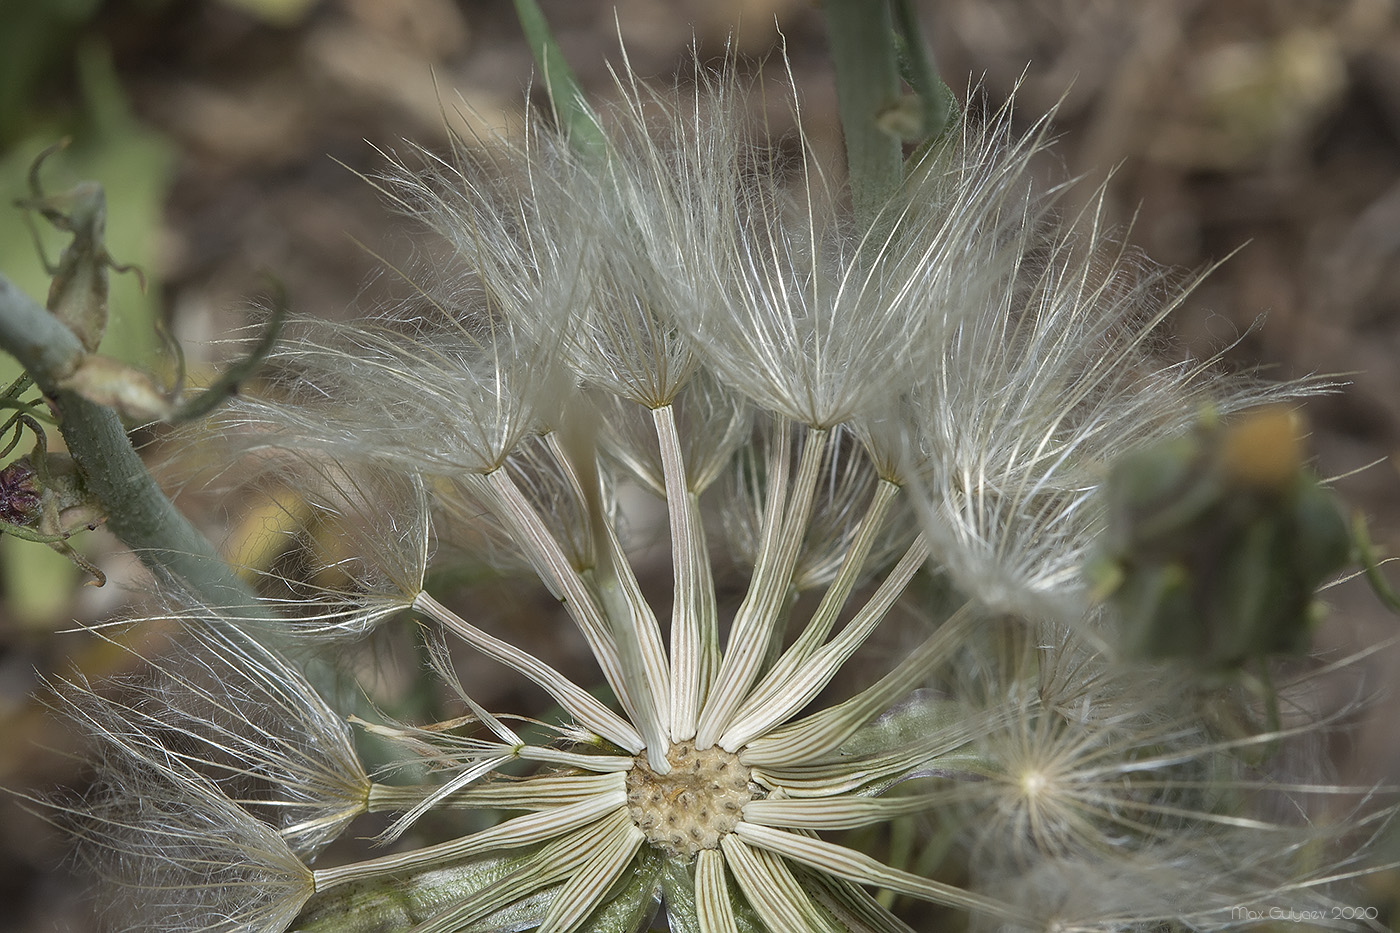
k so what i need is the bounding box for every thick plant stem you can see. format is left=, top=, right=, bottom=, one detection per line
left=0, top=276, right=85, bottom=386
left=823, top=0, right=904, bottom=237
left=0, top=273, right=258, bottom=615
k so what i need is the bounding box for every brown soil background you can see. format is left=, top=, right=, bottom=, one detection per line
left=3, top=1, right=1400, bottom=929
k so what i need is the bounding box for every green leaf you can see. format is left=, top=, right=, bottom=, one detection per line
left=510, top=0, right=606, bottom=158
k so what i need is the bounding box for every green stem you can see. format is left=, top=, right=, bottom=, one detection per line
left=891, top=0, right=955, bottom=142
left=511, top=0, right=606, bottom=157
left=1354, top=513, right=1400, bottom=614
left=0, top=276, right=82, bottom=384
left=823, top=0, right=904, bottom=235
left=0, top=272, right=258, bottom=615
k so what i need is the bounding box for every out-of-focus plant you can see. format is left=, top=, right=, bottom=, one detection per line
left=4, top=3, right=1398, bottom=932
left=0, top=13, right=174, bottom=621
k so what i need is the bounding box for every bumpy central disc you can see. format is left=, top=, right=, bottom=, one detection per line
left=626, top=740, right=758, bottom=859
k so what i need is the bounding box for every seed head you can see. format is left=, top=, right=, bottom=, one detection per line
left=54, top=52, right=1393, bottom=933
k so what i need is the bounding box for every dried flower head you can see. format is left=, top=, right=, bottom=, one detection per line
left=53, top=54, right=1393, bottom=933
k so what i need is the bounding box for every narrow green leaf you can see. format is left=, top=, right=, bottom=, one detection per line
left=510, top=0, right=606, bottom=157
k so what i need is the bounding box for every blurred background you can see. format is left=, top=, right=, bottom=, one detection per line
left=2, top=0, right=1399, bottom=929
